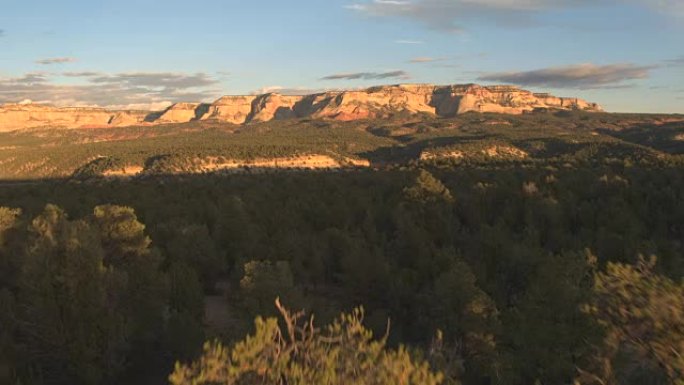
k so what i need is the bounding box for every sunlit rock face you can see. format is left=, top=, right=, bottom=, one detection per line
left=0, top=104, right=152, bottom=131
left=156, top=103, right=208, bottom=124
left=0, top=84, right=602, bottom=131
left=200, top=96, right=257, bottom=124
left=0, top=104, right=113, bottom=131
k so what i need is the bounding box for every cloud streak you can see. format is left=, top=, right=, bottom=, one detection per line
left=250, top=86, right=330, bottom=95
left=89, top=72, right=218, bottom=89
left=477, top=63, right=653, bottom=89
left=395, top=39, right=424, bottom=44
left=320, top=70, right=410, bottom=80
left=348, top=0, right=684, bottom=32
left=642, top=0, right=684, bottom=15
left=664, top=56, right=684, bottom=67
left=0, top=71, right=222, bottom=109
left=62, top=71, right=103, bottom=77
left=35, top=57, right=78, bottom=65
left=347, top=0, right=578, bottom=32
left=409, top=57, right=447, bottom=63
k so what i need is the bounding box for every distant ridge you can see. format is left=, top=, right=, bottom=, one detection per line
left=0, top=83, right=602, bottom=131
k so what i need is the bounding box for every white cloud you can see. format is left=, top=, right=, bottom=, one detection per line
left=320, top=70, right=410, bottom=80
left=106, top=101, right=175, bottom=111
left=409, top=57, right=448, bottom=63
left=250, top=86, right=328, bottom=95
left=348, top=0, right=683, bottom=31
left=478, top=63, right=653, bottom=89
left=665, top=56, right=684, bottom=67
left=395, top=39, right=424, bottom=44
left=641, top=0, right=684, bottom=15
left=347, top=0, right=572, bottom=31
left=0, top=71, right=222, bottom=109
left=62, top=71, right=102, bottom=77
left=35, top=57, right=77, bottom=65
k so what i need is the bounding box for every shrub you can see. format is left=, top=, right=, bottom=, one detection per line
left=169, top=299, right=444, bottom=385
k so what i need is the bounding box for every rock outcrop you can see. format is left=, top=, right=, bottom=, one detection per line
left=0, top=84, right=603, bottom=131
left=192, top=154, right=370, bottom=173
left=200, top=96, right=258, bottom=124
left=182, top=84, right=602, bottom=124
left=249, top=94, right=303, bottom=122
left=0, top=104, right=114, bottom=131
left=0, top=104, right=152, bottom=131
left=108, top=111, right=150, bottom=126
left=157, top=103, right=209, bottom=124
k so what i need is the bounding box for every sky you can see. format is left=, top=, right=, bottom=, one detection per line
left=0, top=0, right=683, bottom=113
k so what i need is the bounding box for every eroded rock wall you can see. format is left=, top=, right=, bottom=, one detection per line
left=0, top=84, right=603, bottom=131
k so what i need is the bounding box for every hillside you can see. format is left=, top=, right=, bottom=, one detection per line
left=0, top=110, right=681, bottom=180
left=0, top=84, right=602, bottom=132
left=2, top=109, right=684, bottom=385
left=2, top=114, right=684, bottom=385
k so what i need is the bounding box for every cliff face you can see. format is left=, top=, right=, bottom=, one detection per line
left=200, top=96, right=258, bottom=124
left=0, top=104, right=151, bottom=131
left=250, top=94, right=303, bottom=122
left=156, top=103, right=209, bottom=124
left=0, top=84, right=603, bottom=131
left=108, top=111, right=150, bottom=126
left=0, top=104, right=112, bottom=130
left=197, top=84, right=601, bottom=125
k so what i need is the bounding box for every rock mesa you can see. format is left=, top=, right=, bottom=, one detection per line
left=0, top=84, right=603, bottom=131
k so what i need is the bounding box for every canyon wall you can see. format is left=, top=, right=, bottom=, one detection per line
left=0, top=84, right=603, bottom=131
left=0, top=104, right=150, bottom=131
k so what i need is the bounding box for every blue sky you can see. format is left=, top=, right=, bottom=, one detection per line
left=0, top=0, right=682, bottom=112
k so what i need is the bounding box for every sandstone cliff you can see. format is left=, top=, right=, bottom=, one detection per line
left=200, top=96, right=257, bottom=124
left=0, top=104, right=114, bottom=130
left=0, top=84, right=603, bottom=131
left=108, top=111, right=150, bottom=126
left=0, top=104, right=152, bottom=131
left=157, top=103, right=209, bottom=124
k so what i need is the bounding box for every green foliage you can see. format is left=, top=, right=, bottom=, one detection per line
left=15, top=205, right=129, bottom=384
left=169, top=300, right=444, bottom=385
left=166, top=261, right=206, bottom=361
left=582, top=256, right=684, bottom=385
left=502, top=250, right=599, bottom=385
left=72, top=156, right=125, bottom=179
left=0, top=204, right=192, bottom=385
left=91, top=204, right=152, bottom=265
left=0, top=112, right=683, bottom=384
left=91, top=204, right=168, bottom=367
left=0, top=207, right=22, bottom=288
left=157, top=223, right=223, bottom=291
left=0, top=288, right=16, bottom=384
left=1, top=164, right=683, bottom=383
left=0, top=111, right=682, bottom=179
left=403, top=169, right=454, bottom=203
left=428, top=258, right=500, bottom=384
left=238, top=261, right=305, bottom=318
left=0, top=121, right=394, bottom=179
left=0, top=207, right=21, bottom=245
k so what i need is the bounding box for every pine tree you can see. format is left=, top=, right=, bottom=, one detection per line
left=169, top=299, right=444, bottom=385
left=582, top=256, right=684, bottom=385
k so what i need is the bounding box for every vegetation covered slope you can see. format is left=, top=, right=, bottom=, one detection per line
left=0, top=111, right=682, bottom=179
left=0, top=111, right=683, bottom=385
left=0, top=83, right=602, bottom=131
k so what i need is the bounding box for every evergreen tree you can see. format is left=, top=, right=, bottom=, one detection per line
left=15, top=205, right=128, bottom=384
left=169, top=300, right=444, bottom=385
left=238, top=260, right=305, bottom=318
left=581, top=256, right=684, bottom=385
left=404, top=169, right=454, bottom=204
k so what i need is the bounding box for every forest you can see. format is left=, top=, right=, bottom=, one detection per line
left=0, top=111, right=683, bottom=385
left=0, top=110, right=682, bottom=179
